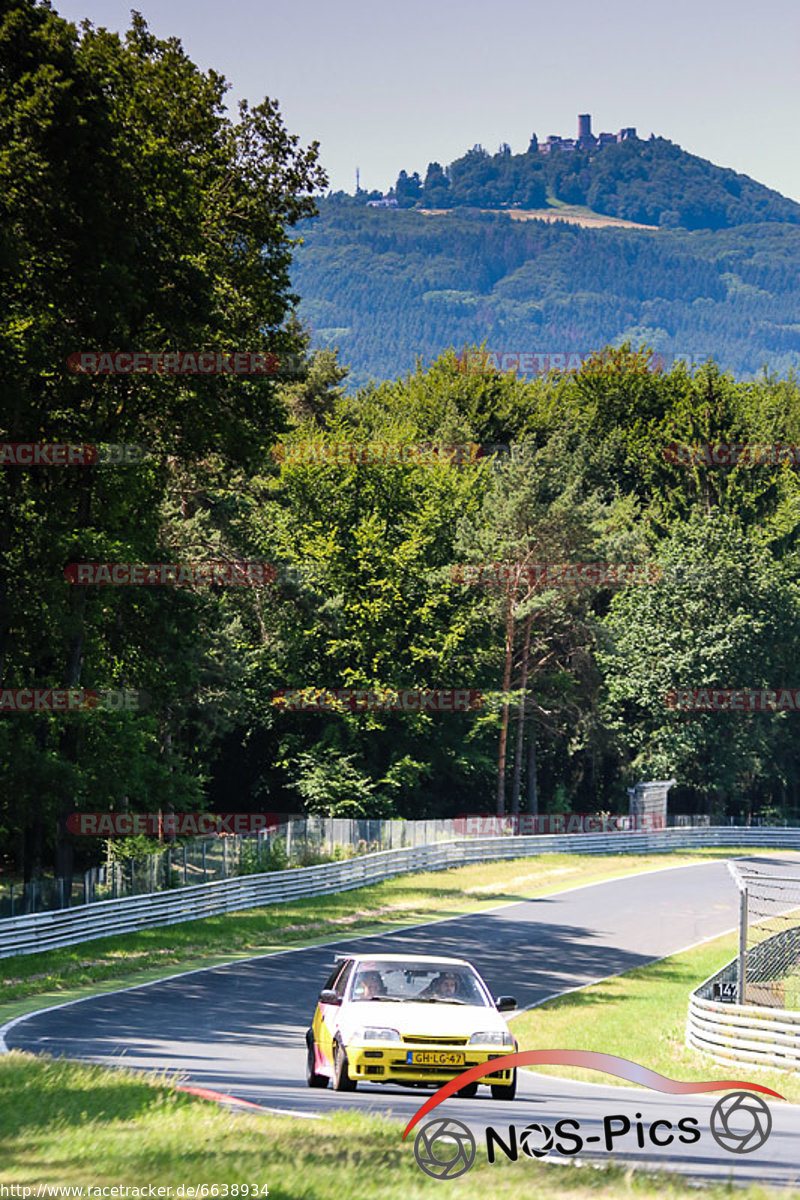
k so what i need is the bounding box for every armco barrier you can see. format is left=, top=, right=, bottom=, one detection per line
left=1, top=826, right=799, bottom=960
left=687, top=990, right=800, bottom=1070
left=686, top=920, right=800, bottom=1070
left=687, top=971, right=800, bottom=1070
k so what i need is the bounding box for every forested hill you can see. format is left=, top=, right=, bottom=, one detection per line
left=292, top=203, right=800, bottom=388
left=390, top=135, right=800, bottom=231
left=292, top=131, right=800, bottom=388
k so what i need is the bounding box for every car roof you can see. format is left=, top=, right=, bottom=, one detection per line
left=335, top=953, right=473, bottom=966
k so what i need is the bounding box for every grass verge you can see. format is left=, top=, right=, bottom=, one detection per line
left=1, top=1053, right=797, bottom=1198
left=1, top=847, right=782, bottom=1025
left=510, top=929, right=800, bottom=1103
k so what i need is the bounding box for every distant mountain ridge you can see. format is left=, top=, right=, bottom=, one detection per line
left=362, top=117, right=800, bottom=232
left=293, top=123, right=800, bottom=387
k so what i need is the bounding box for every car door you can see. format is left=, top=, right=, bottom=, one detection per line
left=313, top=959, right=353, bottom=1069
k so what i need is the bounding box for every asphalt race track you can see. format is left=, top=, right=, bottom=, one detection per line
left=5, top=855, right=800, bottom=1186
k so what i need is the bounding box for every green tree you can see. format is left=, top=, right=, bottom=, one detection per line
left=0, top=2, right=325, bottom=882
left=599, top=515, right=800, bottom=815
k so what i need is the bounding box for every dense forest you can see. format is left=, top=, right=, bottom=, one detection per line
left=3, top=3, right=800, bottom=887
left=293, top=202, right=800, bottom=388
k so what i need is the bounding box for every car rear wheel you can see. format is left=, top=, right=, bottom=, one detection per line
left=305, top=1033, right=329, bottom=1089
left=333, top=1041, right=357, bottom=1092
left=490, top=1069, right=517, bottom=1100
left=456, top=1081, right=479, bottom=1098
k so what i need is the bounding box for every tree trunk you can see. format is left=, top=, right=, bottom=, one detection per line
left=496, top=595, right=515, bottom=816
left=56, top=472, right=94, bottom=896
left=527, top=708, right=539, bottom=817
left=0, top=468, right=17, bottom=688
left=511, top=613, right=532, bottom=814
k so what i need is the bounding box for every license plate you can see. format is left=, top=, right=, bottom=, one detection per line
left=406, top=1050, right=465, bottom=1066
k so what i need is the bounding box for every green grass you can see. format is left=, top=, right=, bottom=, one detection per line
left=510, top=930, right=800, bottom=1103
left=1, top=1053, right=797, bottom=1198
left=0, top=847, right=779, bottom=1024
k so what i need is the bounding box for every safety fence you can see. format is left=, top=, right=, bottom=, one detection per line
left=686, top=861, right=800, bottom=1070
left=687, top=956, right=800, bottom=1070
left=2, top=824, right=799, bottom=960
left=736, top=865, right=800, bottom=1010
left=0, top=813, right=761, bottom=918
left=0, top=817, right=462, bottom=918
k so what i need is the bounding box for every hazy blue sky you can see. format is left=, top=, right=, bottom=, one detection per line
left=55, top=0, right=800, bottom=200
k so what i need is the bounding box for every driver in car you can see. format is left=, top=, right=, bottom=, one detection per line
left=354, top=969, right=386, bottom=999
left=420, top=970, right=461, bottom=999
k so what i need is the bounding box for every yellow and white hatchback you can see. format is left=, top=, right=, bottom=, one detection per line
left=306, top=953, right=518, bottom=1099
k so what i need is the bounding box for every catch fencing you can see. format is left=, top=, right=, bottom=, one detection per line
left=1, top=824, right=799, bottom=960
left=0, top=817, right=460, bottom=918
left=0, top=813, right=747, bottom=918
left=686, top=861, right=800, bottom=1069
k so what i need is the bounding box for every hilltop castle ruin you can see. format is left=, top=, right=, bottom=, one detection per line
left=532, top=114, right=637, bottom=155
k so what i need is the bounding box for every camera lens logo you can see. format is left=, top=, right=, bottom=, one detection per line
left=519, top=1122, right=554, bottom=1158
left=414, top=1117, right=476, bottom=1179
left=710, top=1092, right=772, bottom=1154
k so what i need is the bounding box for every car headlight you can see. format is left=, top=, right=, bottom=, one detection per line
left=350, top=1027, right=402, bottom=1043
left=468, top=1031, right=515, bottom=1047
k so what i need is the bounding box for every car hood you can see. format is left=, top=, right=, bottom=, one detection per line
left=340, top=1000, right=511, bottom=1038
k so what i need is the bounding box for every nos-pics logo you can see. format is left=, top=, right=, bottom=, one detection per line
left=404, top=1051, right=782, bottom=1180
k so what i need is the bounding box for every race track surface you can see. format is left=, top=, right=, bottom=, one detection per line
left=5, top=854, right=800, bottom=1186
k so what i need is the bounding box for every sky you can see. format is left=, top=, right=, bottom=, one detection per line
left=54, top=0, right=800, bottom=202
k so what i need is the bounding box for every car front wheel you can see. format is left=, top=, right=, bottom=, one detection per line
left=456, top=1081, right=478, bottom=1098
left=490, top=1069, right=517, bottom=1101
left=333, top=1041, right=357, bottom=1092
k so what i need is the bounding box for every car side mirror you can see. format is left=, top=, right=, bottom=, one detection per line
left=319, top=988, right=342, bottom=1006
left=496, top=996, right=517, bottom=1012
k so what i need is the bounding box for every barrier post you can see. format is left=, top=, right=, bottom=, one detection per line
left=737, top=885, right=748, bottom=1004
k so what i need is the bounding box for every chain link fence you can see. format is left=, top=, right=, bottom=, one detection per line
left=0, top=816, right=462, bottom=918
left=0, top=812, right=792, bottom=921
left=0, top=837, right=240, bottom=917
left=725, top=862, right=800, bottom=1010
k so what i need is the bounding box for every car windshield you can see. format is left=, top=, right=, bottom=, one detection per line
left=350, top=961, right=490, bottom=1005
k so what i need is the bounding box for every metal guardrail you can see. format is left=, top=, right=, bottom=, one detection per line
left=687, top=948, right=800, bottom=1070
left=0, top=816, right=467, bottom=918
left=2, top=825, right=799, bottom=960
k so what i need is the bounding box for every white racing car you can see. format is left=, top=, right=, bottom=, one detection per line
left=306, top=952, right=518, bottom=1098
